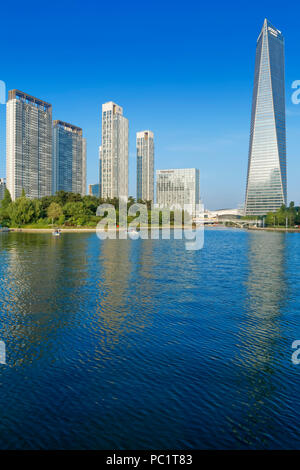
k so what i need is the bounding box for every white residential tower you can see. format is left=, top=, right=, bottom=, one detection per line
left=136, top=130, right=154, bottom=202
left=99, top=101, right=128, bottom=199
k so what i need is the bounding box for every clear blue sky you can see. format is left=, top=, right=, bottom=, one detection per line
left=0, top=0, right=299, bottom=209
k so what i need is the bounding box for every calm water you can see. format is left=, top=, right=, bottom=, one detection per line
left=0, top=229, right=300, bottom=449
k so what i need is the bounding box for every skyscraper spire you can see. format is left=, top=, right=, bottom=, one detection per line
left=245, top=20, right=287, bottom=215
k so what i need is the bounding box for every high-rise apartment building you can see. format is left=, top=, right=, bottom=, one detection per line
left=99, top=145, right=102, bottom=198
left=136, top=130, right=154, bottom=202
left=100, top=102, right=128, bottom=199
left=245, top=19, right=287, bottom=215
left=52, top=121, right=86, bottom=196
left=156, top=168, right=200, bottom=215
left=82, top=138, right=87, bottom=196
left=0, top=178, right=6, bottom=201
left=6, top=90, right=52, bottom=200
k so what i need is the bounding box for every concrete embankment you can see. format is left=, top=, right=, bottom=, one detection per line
left=247, top=226, right=300, bottom=233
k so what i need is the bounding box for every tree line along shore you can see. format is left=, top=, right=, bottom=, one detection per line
left=0, top=189, right=192, bottom=229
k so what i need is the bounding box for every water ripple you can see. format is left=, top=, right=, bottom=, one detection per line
left=0, top=231, right=299, bottom=448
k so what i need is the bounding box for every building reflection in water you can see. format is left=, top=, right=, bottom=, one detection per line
left=231, top=231, right=288, bottom=447
left=93, top=239, right=157, bottom=362
left=0, top=233, right=89, bottom=367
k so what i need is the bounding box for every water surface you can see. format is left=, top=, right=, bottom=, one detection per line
left=0, top=229, right=299, bottom=449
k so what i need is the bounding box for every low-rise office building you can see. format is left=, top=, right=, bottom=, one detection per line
left=156, top=168, right=200, bottom=216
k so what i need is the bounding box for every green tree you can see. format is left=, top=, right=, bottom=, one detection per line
left=275, top=205, right=287, bottom=226
left=265, top=212, right=275, bottom=227
left=10, top=197, right=35, bottom=226
left=39, top=195, right=57, bottom=217
left=32, top=199, right=43, bottom=221
left=47, top=202, right=63, bottom=225
left=82, top=195, right=99, bottom=213
left=288, top=201, right=296, bottom=227
left=63, top=201, right=92, bottom=225
left=1, top=188, right=12, bottom=209
left=54, top=190, right=69, bottom=206
left=66, top=192, right=82, bottom=203
left=0, top=189, right=13, bottom=226
left=127, top=196, right=136, bottom=210
left=265, top=201, right=298, bottom=228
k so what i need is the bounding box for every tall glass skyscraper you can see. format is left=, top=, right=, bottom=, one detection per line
left=245, top=19, right=287, bottom=216
left=52, top=120, right=86, bottom=196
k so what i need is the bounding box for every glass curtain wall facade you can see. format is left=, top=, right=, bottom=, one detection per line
left=100, top=102, right=128, bottom=200
left=52, top=121, right=86, bottom=196
left=245, top=19, right=287, bottom=216
left=89, top=183, right=100, bottom=196
left=6, top=90, right=52, bottom=200
left=136, top=130, right=154, bottom=202
left=156, top=168, right=200, bottom=216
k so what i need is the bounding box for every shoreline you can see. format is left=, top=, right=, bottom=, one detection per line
left=247, top=226, right=300, bottom=233
left=5, top=225, right=196, bottom=233
left=5, top=226, right=300, bottom=234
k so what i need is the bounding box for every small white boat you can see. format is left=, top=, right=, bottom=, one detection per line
left=52, top=230, right=61, bottom=237
left=127, top=228, right=139, bottom=239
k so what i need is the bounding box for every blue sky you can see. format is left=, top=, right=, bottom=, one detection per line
left=0, top=0, right=299, bottom=209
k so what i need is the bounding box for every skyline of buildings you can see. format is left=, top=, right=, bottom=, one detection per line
left=136, top=130, right=154, bottom=202
left=245, top=19, right=287, bottom=215
left=0, top=19, right=294, bottom=214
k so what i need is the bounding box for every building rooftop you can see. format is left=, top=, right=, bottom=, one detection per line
left=53, top=120, right=82, bottom=135
left=8, top=89, right=52, bottom=110
left=137, top=130, right=154, bottom=139
left=102, top=101, right=123, bottom=115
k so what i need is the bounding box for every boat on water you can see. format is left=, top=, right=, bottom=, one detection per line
left=127, top=228, right=139, bottom=239
left=52, top=229, right=61, bottom=237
